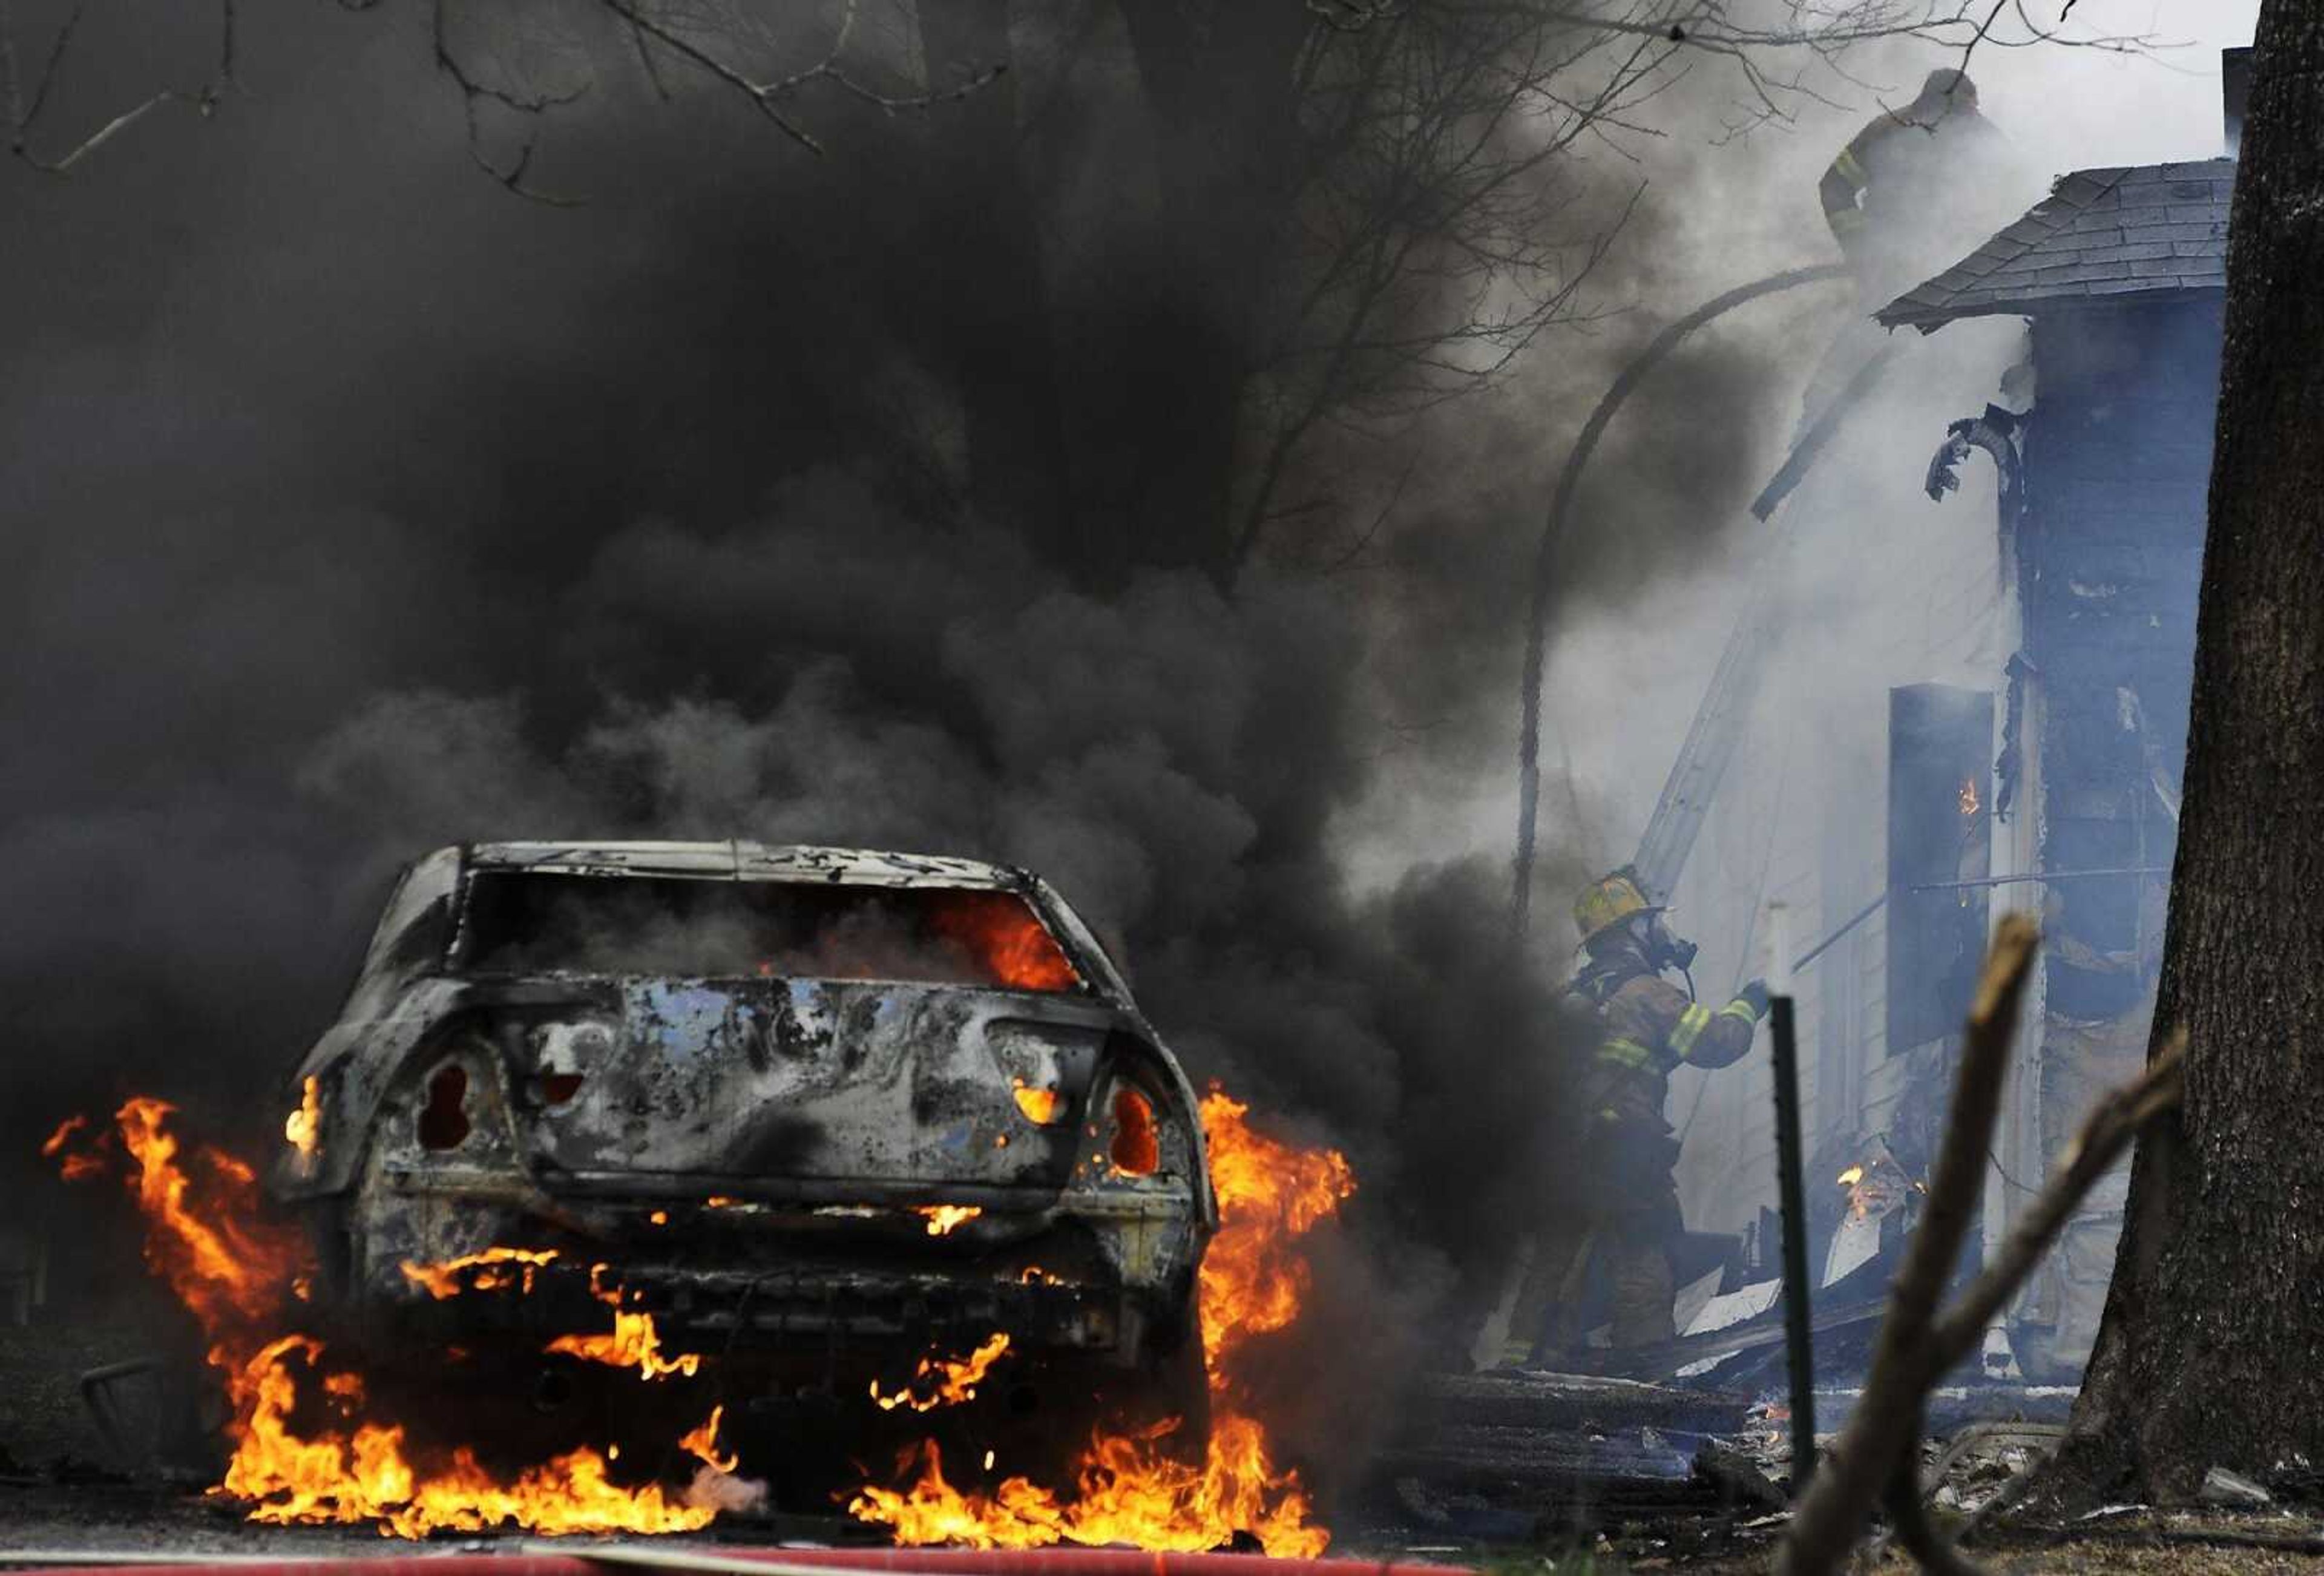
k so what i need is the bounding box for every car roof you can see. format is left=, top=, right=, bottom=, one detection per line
left=462, top=841, right=1020, bottom=889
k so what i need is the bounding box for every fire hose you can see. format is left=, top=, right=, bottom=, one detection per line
left=1511, top=261, right=1853, bottom=937
left=0, top=1549, right=1471, bottom=1576
left=0, top=1552, right=1468, bottom=1571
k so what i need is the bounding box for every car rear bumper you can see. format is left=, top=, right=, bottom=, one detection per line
left=332, top=1171, right=1201, bottom=1365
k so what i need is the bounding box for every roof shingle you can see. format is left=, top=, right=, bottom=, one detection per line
left=1876, top=159, right=2233, bottom=331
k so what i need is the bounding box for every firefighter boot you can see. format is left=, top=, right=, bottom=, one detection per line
left=1607, top=1238, right=1676, bottom=1348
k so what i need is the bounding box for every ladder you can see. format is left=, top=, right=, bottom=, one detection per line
left=1626, top=344, right=1896, bottom=905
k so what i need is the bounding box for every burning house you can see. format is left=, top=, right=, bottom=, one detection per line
left=1644, top=55, right=2241, bottom=1385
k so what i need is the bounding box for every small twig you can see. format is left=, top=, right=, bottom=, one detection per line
left=1885, top=1410, right=1986, bottom=1576
left=1954, top=1450, right=2056, bottom=1546
left=1955, top=0, right=2010, bottom=76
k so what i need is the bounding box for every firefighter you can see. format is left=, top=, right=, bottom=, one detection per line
left=1508, top=868, right=1770, bottom=1362
left=1819, top=68, right=2003, bottom=287
left=1794, top=68, right=2007, bottom=441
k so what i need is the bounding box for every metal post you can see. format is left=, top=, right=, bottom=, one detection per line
left=1765, top=904, right=1817, bottom=1491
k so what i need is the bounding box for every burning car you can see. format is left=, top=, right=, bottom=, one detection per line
left=270, top=841, right=1216, bottom=1485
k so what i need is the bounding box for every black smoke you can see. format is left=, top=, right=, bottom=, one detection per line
left=0, top=0, right=1860, bottom=1497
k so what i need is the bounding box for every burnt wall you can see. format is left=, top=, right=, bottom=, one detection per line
left=2020, top=299, right=2218, bottom=1020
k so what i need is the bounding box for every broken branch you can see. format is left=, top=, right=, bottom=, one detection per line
left=1778, top=914, right=2036, bottom=1575
left=1928, top=1031, right=2186, bottom=1372
left=1781, top=920, right=2185, bottom=1576
left=1883, top=1405, right=1986, bottom=1576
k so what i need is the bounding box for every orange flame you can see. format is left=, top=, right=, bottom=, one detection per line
left=44, top=1114, right=108, bottom=1181
left=851, top=1412, right=1324, bottom=1556
left=1013, top=1082, right=1065, bottom=1125
left=284, top=1077, right=321, bottom=1160
left=224, top=1334, right=720, bottom=1537
left=680, top=1404, right=738, bottom=1474
left=1195, top=1089, right=1357, bottom=1370
left=1836, top=1164, right=1865, bottom=1187
left=850, top=1086, right=1351, bottom=1555
left=399, top=1247, right=560, bottom=1300
left=50, top=1082, right=1348, bottom=1549
left=111, top=1097, right=310, bottom=1326
left=1960, top=777, right=1981, bottom=816
left=45, top=1100, right=734, bottom=1537
left=871, top=1332, right=1013, bottom=1413
left=545, top=1266, right=701, bottom=1381
left=930, top=891, right=1080, bottom=992
left=41, top=1113, right=89, bottom=1158
left=916, top=1204, right=983, bottom=1237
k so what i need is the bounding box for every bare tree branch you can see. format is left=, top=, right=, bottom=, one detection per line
left=1218, top=0, right=2157, bottom=575
left=591, top=0, right=1003, bottom=156
left=0, top=0, right=1002, bottom=185
left=4, top=0, right=238, bottom=174
left=430, top=0, right=589, bottom=205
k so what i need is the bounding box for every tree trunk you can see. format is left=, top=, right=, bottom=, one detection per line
left=1112, top=0, right=1311, bottom=585
left=914, top=1, right=1074, bottom=559
left=2058, top=0, right=2324, bottom=1501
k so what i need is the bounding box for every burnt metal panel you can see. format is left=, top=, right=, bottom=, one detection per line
left=270, top=840, right=1218, bottom=1376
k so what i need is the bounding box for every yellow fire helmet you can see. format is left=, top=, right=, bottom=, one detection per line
left=1573, top=867, right=1659, bottom=944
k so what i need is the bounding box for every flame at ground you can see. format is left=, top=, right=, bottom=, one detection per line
left=225, top=1334, right=718, bottom=1538
left=852, top=1412, right=1322, bottom=1556
left=916, top=1204, right=982, bottom=1236
left=51, top=1083, right=1348, bottom=1549
left=872, top=1333, right=1013, bottom=1413
left=47, top=1099, right=732, bottom=1537
left=849, top=1086, right=1353, bottom=1556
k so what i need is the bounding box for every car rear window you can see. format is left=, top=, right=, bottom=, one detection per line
left=459, top=872, right=1082, bottom=992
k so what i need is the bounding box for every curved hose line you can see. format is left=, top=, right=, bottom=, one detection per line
left=1512, top=262, right=1852, bottom=938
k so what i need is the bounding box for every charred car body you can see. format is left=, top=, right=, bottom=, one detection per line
left=271, top=842, right=1215, bottom=1475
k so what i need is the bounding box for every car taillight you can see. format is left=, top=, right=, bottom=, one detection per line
left=1109, top=1086, right=1160, bottom=1176
left=1014, top=1080, right=1065, bottom=1125
left=419, top=1063, right=473, bottom=1151
left=536, top=1072, right=584, bottom=1105
left=985, top=1020, right=1098, bottom=1127
left=528, top=1019, right=612, bottom=1111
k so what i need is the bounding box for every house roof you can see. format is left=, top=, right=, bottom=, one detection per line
left=1877, top=159, right=2233, bottom=332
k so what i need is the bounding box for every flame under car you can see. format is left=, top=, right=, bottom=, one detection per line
left=271, top=842, right=1216, bottom=1492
